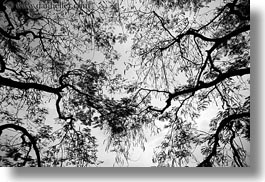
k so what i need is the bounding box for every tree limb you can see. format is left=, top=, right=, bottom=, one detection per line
left=197, top=112, right=250, bottom=167
left=0, top=55, right=5, bottom=73
left=0, top=124, right=41, bottom=167
left=152, top=67, right=250, bottom=113
left=0, top=75, right=64, bottom=94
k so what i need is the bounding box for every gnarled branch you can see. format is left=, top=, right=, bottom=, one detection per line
left=0, top=124, right=41, bottom=167
left=197, top=112, right=250, bottom=167
left=151, top=67, right=250, bottom=113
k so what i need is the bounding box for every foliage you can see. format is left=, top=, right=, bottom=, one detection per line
left=0, top=0, right=249, bottom=167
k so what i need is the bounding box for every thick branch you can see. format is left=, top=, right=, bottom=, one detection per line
left=0, top=75, right=63, bottom=94
left=0, top=124, right=41, bottom=167
left=197, top=112, right=250, bottom=167
left=209, top=25, right=250, bottom=53
left=55, top=93, right=74, bottom=121
left=0, top=55, right=5, bottom=73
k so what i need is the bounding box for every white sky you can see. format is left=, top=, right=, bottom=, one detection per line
left=41, top=0, right=249, bottom=167
left=0, top=0, right=249, bottom=167
left=74, top=35, right=220, bottom=166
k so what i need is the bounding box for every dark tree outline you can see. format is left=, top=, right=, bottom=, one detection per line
left=0, top=0, right=250, bottom=167
left=0, top=124, right=41, bottom=167
left=130, top=0, right=250, bottom=167
left=0, top=0, right=111, bottom=167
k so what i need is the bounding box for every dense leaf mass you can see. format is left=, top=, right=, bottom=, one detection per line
left=0, top=0, right=249, bottom=167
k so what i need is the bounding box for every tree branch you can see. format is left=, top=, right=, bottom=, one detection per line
left=209, top=25, right=250, bottom=53
left=0, top=75, right=63, bottom=94
left=0, top=124, right=41, bottom=167
left=197, top=112, right=250, bottom=167
left=152, top=67, right=250, bottom=113
left=0, top=55, right=5, bottom=73
left=153, top=11, right=177, bottom=40
left=0, top=27, right=44, bottom=40
left=229, top=128, right=244, bottom=167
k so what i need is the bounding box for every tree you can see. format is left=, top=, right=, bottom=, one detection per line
left=0, top=0, right=250, bottom=167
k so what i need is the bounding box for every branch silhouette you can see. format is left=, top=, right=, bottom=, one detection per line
left=0, top=124, right=41, bottom=167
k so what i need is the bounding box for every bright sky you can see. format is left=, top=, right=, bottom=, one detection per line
left=78, top=29, right=221, bottom=166
left=40, top=28, right=218, bottom=166
left=41, top=0, right=249, bottom=167
left=0, top=0, right=250, bottom=167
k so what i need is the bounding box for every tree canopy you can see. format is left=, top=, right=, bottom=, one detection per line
left=0, top=0, right=250, bottom=167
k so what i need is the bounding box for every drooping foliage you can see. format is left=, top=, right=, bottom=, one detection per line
left=0, top=0, right=249, bottom=167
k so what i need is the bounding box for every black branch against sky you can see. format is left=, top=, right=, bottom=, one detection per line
left=0, top=0, right=250, bottom=167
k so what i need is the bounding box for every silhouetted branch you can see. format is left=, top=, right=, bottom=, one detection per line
left=151, top=68, right=250, bottom=113
left=0, top=124, right=41, bottom=167
left=208, top=25, right=250, bottom=53
left=0, top=54, right=5, bottom=73
left=197, top=112, right=250, bottom=167
left=153, top=11, right=177, bottom=40
left=0, top=75, right=63, bottom=94
left=230, top=128, right=244, bottom=167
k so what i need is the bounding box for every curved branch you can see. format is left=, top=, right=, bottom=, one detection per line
left=152, top=67, right=250, bottom=113
left=55, top=93, right=74, bottom=121
left=0, top=124, right=41, bottom=167
left=230, top=128, right=244, bottom=167
left=197, top=112, right=250, bottom=167
left=0, top=75, right=73, bottom=121
left=159, top=23, right=249, bottom=53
